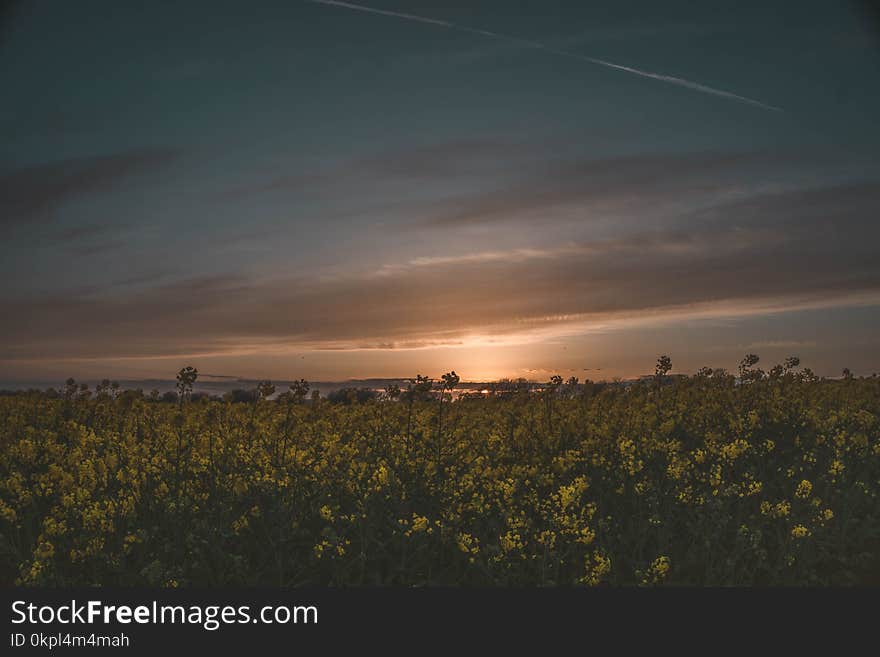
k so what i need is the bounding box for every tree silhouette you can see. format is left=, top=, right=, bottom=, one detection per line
left=441, top=371, right=460, bottom=392
left=407, top=374, right=433, bottom=400
left=383, top=384, right=401, bottom=401
left=257, top=380, right=276, bottom=400
left=437, top=371, right=459, bottom=441
left=176, top=366, right=198, bottom=403
left=738, top=354, right=764, bottom=383
left=655, top=355, right=673, bottom=379
left=326, top=387, right=377, bottom=404
left=96, top=379, right=111, bottom=398
left=289, top=379, right=310, bottom=403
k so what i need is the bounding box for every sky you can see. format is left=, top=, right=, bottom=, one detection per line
left=1, top=0, right=880, bottom=384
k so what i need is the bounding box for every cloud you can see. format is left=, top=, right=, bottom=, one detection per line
left=0, top=149, right=178, bottom=226
left=224, top=145, right=840, bottom=236
left=412, top=149, right=829, bottom=229
left=225, top=138, right=537, bottom=198
left=688, top=180, right=880, bottom=228
left=2, top=179, right=878, bottom=361
left=52, top=223, right=116, bottom=243
left=744, top=340, right=818, bottom=350
left=65, top=240, right=130, bottom=257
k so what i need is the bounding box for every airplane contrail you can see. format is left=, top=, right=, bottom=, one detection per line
left=307, top=0, right=783, bottom=112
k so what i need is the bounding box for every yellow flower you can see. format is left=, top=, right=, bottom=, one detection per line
left=580, top=551, right=612, bottom=586
left=556, top=476, right=588, bottom=510
left=791, top=525, right=810, bottom=539
left=410, top=514, right=429, bottom=534
left=0, top=500, right=18, bottom=523
left=720, top=439, right=749, bottom=462
left=575, top=526, right=596, bottom=545
left=537, top=530, right=556, bottom=549
left=795, top=479, right=812, bottom=499
left=499, top=531, right=524, bottom=553
left=456, top=532, right=480, bottom=556
left=641, top=556, right=671, bottom=585
left=709, top=465, right=722, bottom=488
left=231, top=514, right=249, bottom=534
left=373, top=462, right=390, bottom=490
left=618, top=438, right=644, bottom=476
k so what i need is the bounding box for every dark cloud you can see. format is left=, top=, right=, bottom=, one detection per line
left=52, top=223, right=114, bottom=243
left=242, top=146, right=859, bottom=230
left=414, top=149, right=853, bottom=228
left=0, top=106, right=121, bottom=139
left=35, top=222, right=134, bottom=252
left=0, top=149, right=178, bottom=226
left=690, top=180, right=880, bottom=229
left=0, top=0, right=24, bottom=50
left=2, top=180, right=878, bottom=360
left=222, top=144, right=855, bottom=235
left=853, top=0, right=880, bottom=44
left=224, top=138, right=547, bottom=198
left=66, top=240, right=130, bottom=257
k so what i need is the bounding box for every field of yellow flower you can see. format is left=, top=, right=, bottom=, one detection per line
left=1, top=369, right=878, bottom=586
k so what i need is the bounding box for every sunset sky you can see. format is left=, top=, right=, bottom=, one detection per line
left=2, top=0, right=880, bottom=384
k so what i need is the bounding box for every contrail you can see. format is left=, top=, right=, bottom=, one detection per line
left=307, top=0, right=783, bottom=112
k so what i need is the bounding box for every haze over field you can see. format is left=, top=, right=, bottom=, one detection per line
left=2, top=1, right=879, bottom=383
